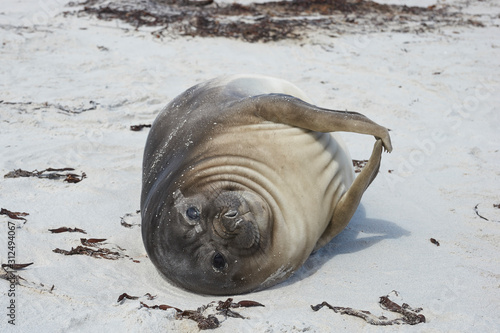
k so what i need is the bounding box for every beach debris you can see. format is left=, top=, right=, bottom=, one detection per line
left=117, top=293, right=139, bottom=302
left=0, top=208, right=29, bottom=222
left=233, top=300, right=265, bottom=308
left=53, top=101, right=98, bottom=114
left=120, top=220, right=133, bottom=228
left=1, top=100, right=97, bottom=114
left=80, top=238, right=107, bottom=246
left=69, top=0, right=486, bottom=43
left=144, top=293, right=157, bottom=300
left=53, top=245, right=122, bottom=260
left=0, top=263, right=28, bottom=286
left=64, top=173, right=86, bottom=183
left=139, top=297, right=264, bottom=330
left=140, top=302, right=183, bottom=312
left=97, top=45, right=109, bottom=51
left=4, top=167, right=86, bottom=183
left=473, top=203, right=500, bottom=222
left=1, top=263, right=55, bottom=294
left=120, top=211, right=141, bottom=228
left=474, top=203, right=489, bottom=221
left=430, top=238, right=440, bottom=246
left=1, top=263, right=33, bottom=270
left=352, top=159, right=368, bottom=173
left=180, top=310, right=220, bottom=330
left=0, top=270, right=22, bottom=285
left=214, top=298, right=244, bottom=319
left=130, top=124, right=151, bottom=131
left=311, top=295, right=425, bottom=326
left=52, top=236, right=141, bottom=262
left=49, top=227, right=87, bottom=234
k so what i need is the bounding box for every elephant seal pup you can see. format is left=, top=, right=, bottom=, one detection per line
left=141, top=74, right=392, bottom=295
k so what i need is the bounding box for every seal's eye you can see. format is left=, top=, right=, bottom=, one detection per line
left=186, top=207, right=200, bottom=220
left=212, top=252, right=226, bottom=271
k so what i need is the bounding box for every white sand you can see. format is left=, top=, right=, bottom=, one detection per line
left=1, top=0, right=499, bottom=332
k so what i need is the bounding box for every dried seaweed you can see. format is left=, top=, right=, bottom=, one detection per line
left=120, top=211, right=141, bottom=228
left=215, top=298, right=265, bottom=318
left=80, top=238, right=107, bottom=246
left=0, top=270, right=22, bottom=285
left=117, top=293, right=139, bottom=302
left=0, top=208, right=29, bottom=221
left=1, top=265, right=54, bottom=293
left=49, top=227, right=87, bottom=234
left=311, top=295, right=425, bottom=326
left=1, top=263, right=33, bottom=270
left=1, top=100, right=97, bottom=114
left=69, top=0, right=485, bottom=43
left=64, top=173, right=87, bottom=183
left=473, top=203, right=500, bottom=222
left=53, top=245, right=122, bottom=260
left=182, top=15, right=301, bottom=42
left=181, top=311, right=220, bottom=330
left=430, top=238, right=440, bottom=246
left=120, top=220, right=133, bottom=228
left=140, top=301, right=183, bottom=312
left=144, top=293, right=157, bottom=300
left=379, top=296, right=425, bottom=325
left=352, top=159, right=368, bottom=173
left=53, top=237, right=141, bottom=262
left=215, top=298, right=245, bottom=319
left=130, top=124, right=151, bottom=131
left=235, top=300, right=265, bottom=308
left=52, top=101, right=98, bottom=114
left=4, top=168, right=86, bottom=183
left=139, top=297, right=264, bottom=330
left=474, top=203, right=489, bottom=221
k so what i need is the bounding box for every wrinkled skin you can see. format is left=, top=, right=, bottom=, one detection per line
left=141, top=75, right=392, bottom=295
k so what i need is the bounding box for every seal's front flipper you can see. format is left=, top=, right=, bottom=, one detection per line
left=248, top=94, right=392, bottom=152
left=313, top=139, right=383, bottom=251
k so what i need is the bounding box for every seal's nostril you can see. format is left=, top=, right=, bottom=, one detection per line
left=224, top=210, right=238, bottom=218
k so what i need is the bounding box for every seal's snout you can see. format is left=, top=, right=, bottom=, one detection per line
left=211, top=190, right=266, bottom=250
left=220, top=212, right=243, bottom=233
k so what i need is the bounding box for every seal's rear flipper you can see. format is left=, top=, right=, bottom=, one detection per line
left=248, top=94, right=392, bottom=152
left=313, top=139, right=383, bottom=251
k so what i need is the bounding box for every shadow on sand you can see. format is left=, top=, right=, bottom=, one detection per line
left=273, top=203, right=410, bottom=288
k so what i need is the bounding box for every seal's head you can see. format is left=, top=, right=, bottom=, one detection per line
left=144, top=186, right=274, bottom=295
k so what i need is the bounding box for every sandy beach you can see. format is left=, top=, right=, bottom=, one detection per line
left=1, top=0, right=499, bottom=331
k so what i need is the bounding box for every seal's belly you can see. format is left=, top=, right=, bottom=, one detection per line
left=190, top=122, right=354, bottom=264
